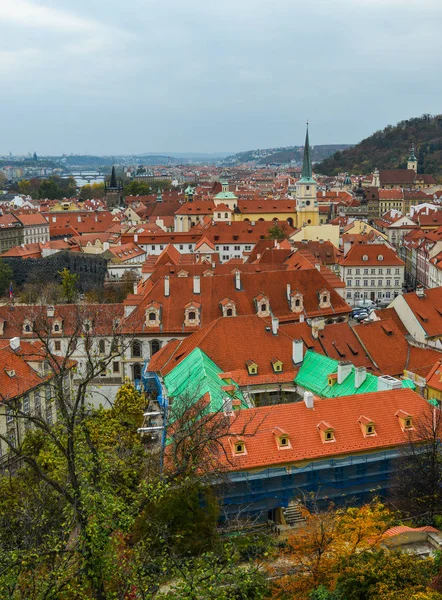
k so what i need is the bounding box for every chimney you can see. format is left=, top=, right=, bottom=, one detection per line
left=193, top=275, right=201, bottom=294
left=315, top=263, right=321, bottom=271
left=103, top=241, right=110, bottom=251
left=46, top=305, right=55, bottom=318
left=164, top=276, right=170, bottom=297
left=299, top=314, right=305, bottom=323
left=354, top=366, right=367, bottom=389
left=286, top=283, right=291, bottom=300
left=416, top=285, right=425, bottom=298
left=235, top=270, right=241, bottom=290
left=10, top=337, right=20, bottom=351
left=377, top=375, right=402, bottom=392
left=134, top=233, right=138, bottom=243
left=271, top=316, right=279, bottom=335
left=337, top=361, right=353, bottom=384
left=292, top=339, right=304, bottom=364
left=133, top=281, right=138, bottom=295
left=304, top=391, right=314, bottom=409
left=212, top=262, right=216, bottom=268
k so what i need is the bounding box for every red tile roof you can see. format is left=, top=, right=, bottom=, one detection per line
left=353, top=319, right=441, bottom=377
left=125, top=268, right=351, bottom=334
left=220, top=388, right=429, bottom=471
left=340, top=243, right=404, bottom=267
left=402, top=287, right=442, bottom=338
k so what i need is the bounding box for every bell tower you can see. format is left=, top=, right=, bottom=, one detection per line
left=295, top=123, right=319, bottom=227
left=407, top=143, right=417, bottom=172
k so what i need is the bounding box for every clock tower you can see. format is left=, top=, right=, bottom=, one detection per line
left=296, top=124, right=319, bottom=227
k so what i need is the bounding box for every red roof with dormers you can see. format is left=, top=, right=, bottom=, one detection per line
left=221, top=388, right=429, bottom=471
left=340, top=243, right=404, bottom=267
left=0, top=339, right=75, bottom=400
left=124, top=268, right=351, bottom=334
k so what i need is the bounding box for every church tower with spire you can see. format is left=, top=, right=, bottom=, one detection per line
left=295, top=123, right=319, bottom=227
left=407, top=143, right=417, bottom=172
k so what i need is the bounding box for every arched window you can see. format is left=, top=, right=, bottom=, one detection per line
left=261, top=304, right=267, bottom=312
left=132, top=340, right=142, bottom=358
left=54, top=324, right=60, bottom=332
left=217, top=213, right=221, bottom=218
left=151, top=340, right=161, bottom=355
left=226, top=308, right=233, bottom=317
left=133, top=363, right=142, bottom=380
left=224, top=213, right=228, bottom=218
left=287, top=218, right=294, bottom=227
left=188, top=311, right=196, bottom=321
left=295, top=298, right=300, bottom=307
left=148, top=312, right=156, bottom=321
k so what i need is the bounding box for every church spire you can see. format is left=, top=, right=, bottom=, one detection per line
left=110, top=165, right=117, bottom=188
left=300, top=122, right=314, bottom=182
left=409, top=143, right=417, bottom=161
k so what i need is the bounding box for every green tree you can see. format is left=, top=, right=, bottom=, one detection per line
left=0, top=259, right=13, bottom=296
left=334, top=549, right=440, bottom=600
left=59, top=267, right=79, bottom=303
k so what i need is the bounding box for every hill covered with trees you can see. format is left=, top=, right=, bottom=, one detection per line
left=223, top=144, right=351, bottom=166
left=316, top=114, right=442, bottom=177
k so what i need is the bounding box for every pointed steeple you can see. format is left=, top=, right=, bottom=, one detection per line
left=110, top=166, right=117, bottom=188
left=300, top=123, right=314, bottom=183
left=409, top=143, right=417, bottom=161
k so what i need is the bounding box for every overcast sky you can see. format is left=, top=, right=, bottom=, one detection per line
left=1, top=0, right=441, bottom=155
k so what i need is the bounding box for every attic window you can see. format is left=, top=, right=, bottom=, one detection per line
left=271, top=358, right=283, bottom=373
left=378, top=255, right=384, bottom=261
left=6, top=369, right=15, bottom=378
left=246, top=360, right=258, bottom=375
left=396, top=410, right=414, bottom=432
left=328, top=373, right=337, bottom=387
left=234, top=441, right=246, bottom=455
left=317, top=421, right=335, bottom=443
left=362, top=255, right=368, bottom=261
left=149, top=312, right=156, bottom=321
left=359, top=415, right=376, bottom=437
left=188, top=311, right=196, bottom=320
left=226, top=308, right=233, bottom=317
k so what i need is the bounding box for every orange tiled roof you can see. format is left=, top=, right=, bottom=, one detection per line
left=220, top=388, right=429, bottom=471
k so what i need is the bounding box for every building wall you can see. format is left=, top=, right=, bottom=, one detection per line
left=340, top=264, right=404, bottom=307
left=217, top=449, right=400, bottom=522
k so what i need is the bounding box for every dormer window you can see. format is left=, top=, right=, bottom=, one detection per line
left=184, top=301, right=201, bottom=326
left=52, top=319, right=63, bottom=334
left=145, top=302, right=161, bottom=327
left=255, top=293, right=270, bottom=317
left=83, top=320, right=92, bottom=333
left=23, top=320, right=32, bottom=334
left=318, top=289, right=331, bottom=309
left=230, top=436, right=247, bottom=456
left=273, top=427, right=291, bottom=449
left=359, top=415, right=376, bottom=437
left=246, top=360, right=258, bottom=375
left=290, top=292, right=304, bottom=314
left=271, top=358, right=283, bottom=373
left=317, top=421, right=335, bottom=443
left=396, top=410, right=414, bottom=432
left=328, top=373, right=337, bottom=387
left=220, top=298, right=237, bottom=318
left=0, top=320, right=4, bottom=335
left=362, top=255, right=369, bottom=261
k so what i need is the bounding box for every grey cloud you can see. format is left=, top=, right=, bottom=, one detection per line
left=1, top=0, right=441, bottom=154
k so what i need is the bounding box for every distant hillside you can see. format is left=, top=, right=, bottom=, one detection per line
left=223, top=144, right=352, bottom=166
left=316, top=114, right=442, bottom=178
